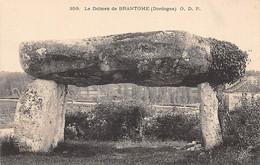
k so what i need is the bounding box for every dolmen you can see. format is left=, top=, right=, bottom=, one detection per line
left=15, top=31, right=248, bottom=152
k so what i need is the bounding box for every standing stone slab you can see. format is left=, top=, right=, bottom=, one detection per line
left=198, top=82, right=223, bottom=150
left=14, top=79, right=67, bottom=152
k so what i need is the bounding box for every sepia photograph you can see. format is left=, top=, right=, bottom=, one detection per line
left=0, top=0, right=259, bottom=164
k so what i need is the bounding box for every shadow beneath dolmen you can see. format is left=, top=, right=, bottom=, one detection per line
left=51, top=140, right=188, bottom=157
left=52, top=140, right=117, bottom=157
left=49, top=140, right=201, bottom=164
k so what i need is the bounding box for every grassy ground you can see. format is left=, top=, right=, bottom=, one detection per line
left=1, top=140, right=204, bottom=165
left=1, top=139, right=260, bottom=165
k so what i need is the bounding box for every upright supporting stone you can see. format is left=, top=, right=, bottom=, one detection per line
left=14, top=79, right=67, bottom=152
left=198, top=82, right=223, bottom=150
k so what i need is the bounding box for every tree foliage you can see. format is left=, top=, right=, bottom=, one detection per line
left=0, top=71, right=33, bottom=97
left=65, top=99, right=153, bottom=141
left=209, top=39, right=249, bottom=86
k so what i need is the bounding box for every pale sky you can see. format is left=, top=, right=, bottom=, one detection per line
left=0, top=0, right=259, bottom=72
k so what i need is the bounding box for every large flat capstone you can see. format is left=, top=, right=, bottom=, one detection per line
left=19, top=31, right=247, bottom=87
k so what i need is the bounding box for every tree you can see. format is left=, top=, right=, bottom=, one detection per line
left=123, top=84, right=130, bottom=98
left=147, top=87, right=157, bottom=104
left=117, top=84, right=122, bottom=95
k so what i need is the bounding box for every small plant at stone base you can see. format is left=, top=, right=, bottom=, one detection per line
left=0, top=135, right=19, bottom=156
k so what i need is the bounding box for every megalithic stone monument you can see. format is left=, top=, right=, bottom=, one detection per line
left=16, top=31, right=247, bottom=152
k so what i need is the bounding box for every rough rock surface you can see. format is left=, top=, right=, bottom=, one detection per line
left=198, top=82, right=223, bottom=150
left=14, top=79, right=67, bottom=152
left=19, top=31, right=216, bottom=87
